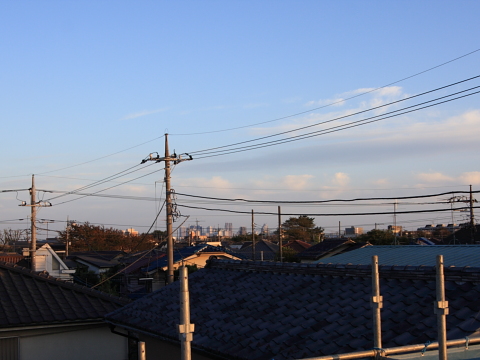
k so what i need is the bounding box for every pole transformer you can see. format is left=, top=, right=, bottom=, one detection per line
left=141, top=134, right=192, bottom=284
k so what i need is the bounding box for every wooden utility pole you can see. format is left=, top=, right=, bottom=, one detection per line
left=140, top=134, right=192, bottom=284
left=278, top=206, right=282, bottom=263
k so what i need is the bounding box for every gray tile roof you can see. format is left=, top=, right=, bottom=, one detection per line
left=316, top=245, right=480, bottom=267
left=106, top=259, right=480, bottom=360
left=0, top=261, right=129, bottom=329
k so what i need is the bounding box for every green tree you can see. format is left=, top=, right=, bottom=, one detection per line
left=356, top=229, right=408, bottom=245
left=281, top=216, right=324, bottom=242
left=275, top=246, right=300, bottom=263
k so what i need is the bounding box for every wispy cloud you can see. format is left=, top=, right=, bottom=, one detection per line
left=415, top=171, right=480, bottom=185
left=282, top=174, right=314, bottom=191
left=120, top=108, right=167, bottom=121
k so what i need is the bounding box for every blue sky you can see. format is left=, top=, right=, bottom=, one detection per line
left=1, top=1, right=480, bottom=237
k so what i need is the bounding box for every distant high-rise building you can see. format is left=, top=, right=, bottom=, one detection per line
left=344, top=226, right=363, bottom=238
left=225, top=223, right=233, bottom=237
left=238, top=226, right=247, bottom=236
left=179, top=226, right=187, bottom=238
left=261, top=224, right=269, bottom=237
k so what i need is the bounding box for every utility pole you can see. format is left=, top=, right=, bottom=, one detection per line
left=251, top=210, right=255, bottom=261
left=338, top=221, right=341, bottom=238
left=30, top=175, right=36, bottom=271
left=19, top=175, right=52, bottom=271
left=140, top=134, right=192, bottom=284
left=278, top=206, right=282, bottom=263
left=470, top=185, right=476, bottom=243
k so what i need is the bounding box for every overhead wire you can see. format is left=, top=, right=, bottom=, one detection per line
left=192, top=88, right=480, bottom=159
left=174, top=190, right=479, bottom=204
left=44, top=162, right=153, bottom=202
left=170, top=48, right=480, bottom=136
left=188, top=75, right=480, bottom=155
left=177, top=204, right=479, bottom=217
left=188, top=81, right=480, bottom=158
left=52, top=166, right=165, bottom=206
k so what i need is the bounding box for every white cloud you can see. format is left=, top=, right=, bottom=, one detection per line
left=282, top=174, right=314, bottom=190
left=179, top=176, right=233, bottom=190
left=332, top=172, right=350, bottom=187
left=305, top=98, right=345, bottom=107
left=415, top=171, right=480, bottom=185
left=416, top=172, right=454, bottom=183
left=458, top=172, right=480, bottom=185
left=120, top=108, right=167, bottom=121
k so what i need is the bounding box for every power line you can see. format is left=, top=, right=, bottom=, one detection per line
left=177, top=204, right=479, bottom=217
left=174, top=190, right=479, bottom=204
left=52, top=167, right=165, bottom=206
left=36, top=135, right=166, bottom=175
left=45, top=163, right=154, bottom=202
left=170, top=48, right=480, bottom=136
left=192, top=87, right=480, bottom=159
left=189, top=75, right=480, bottom=156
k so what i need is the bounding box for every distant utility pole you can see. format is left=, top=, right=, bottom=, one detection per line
left=141, top=134, right=192, bottom=284
left=470, top=185, right=477, bottom=243
left=251, top=210, right=255, bottom=261
left=19, top=175, right=52, bottom=271
left=278, top=206, right=282, bottom=263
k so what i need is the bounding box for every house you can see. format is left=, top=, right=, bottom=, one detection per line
left=69, top=250, right=125, bottom=274
left=141, top=244, right=244, bottom=286
left=21, top=243, right=75, bottom=280
left=105, top=258, right=480, bottom=360
left=314, top=244, right=480, bottom=267
left=234, top=239, right=279, bottom=261
left=0, top=261, right=130, bottom=360
left=282, top=239, right=311, bottom=253
left=297, top=238, right=369, bottom=263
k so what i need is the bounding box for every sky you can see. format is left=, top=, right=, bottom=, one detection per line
left=1, top=1, right=480, bottom=238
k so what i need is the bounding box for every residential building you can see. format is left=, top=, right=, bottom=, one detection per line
left=105, top=258, right=480, bottom=360
left=0, top=261, right=129, bottom=360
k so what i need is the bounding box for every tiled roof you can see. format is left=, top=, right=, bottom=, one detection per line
left=235, top=240, right=279, bottom=261
left=283, top=240, right=311, bottom=253
left=298, top=238, right=365, bottom=260
left=106, top=259, right=480, bottom=360
left=142, top=245, right=243, bottom=273
left=0, top=261, right=129, bottom=329
left=316, top=245, right=480, bottom=267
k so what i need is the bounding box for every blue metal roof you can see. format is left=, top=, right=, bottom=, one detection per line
left=315, top=245, right=480, bottom=267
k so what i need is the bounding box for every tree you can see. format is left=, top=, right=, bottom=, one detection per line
left=356, top=229, right=408, bottom=245
left=0, top=228, right=24, bottom=251
left=59, top=222, right=152, bottom=252
left=281, top=216, right=324, bottom=242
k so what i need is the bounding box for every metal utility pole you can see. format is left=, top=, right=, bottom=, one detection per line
left=371, top=255, right=383, bottom=349
left=141, top=134, right=192, bottom=284
left=278, top=206, right=282, bottom=263
left=435, top=255, right=448, bottom=360
left=178, top=265, right=194, bottom=360
left=251, top=210, right=255, bottom=261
